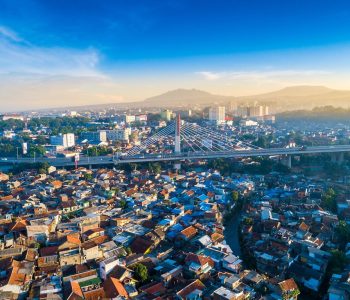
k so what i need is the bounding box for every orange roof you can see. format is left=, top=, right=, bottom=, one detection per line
left=70, top=281, right=83, bottom=298
left=185, top=253, right=214, bottom=268
left=299, top=222, right=310, bottom=231
left=8, top=262, right=32, bottom=286
left=125, top=187, right=137, bottom=197
left=180, top=226, right=198, bottom=239
left=70, top=270, right=97, bottom=281
left=186, top=190, right=195, bottom=196
left=207, top=191, right=215, bottom=198
left=278, top=278, right=299, bottom=292
left=177, top=279, right=205, bottom=299
left=104, top=277, right=128, bottom=298
left=67, top=232, right=81, bottom=245
left=10, top=219, right=28, bottom=232
left=51, top=180, right=63, bottom=189
left=143, top=282, right=166, bottom=295
left=211, top=233, right=224, bottom=243
left=89, top=234, right=109, bottom=245
left=83, top=288, right=105, bottom=300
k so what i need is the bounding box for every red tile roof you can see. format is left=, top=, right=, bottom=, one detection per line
left=177, top=279, right=205, bottom=300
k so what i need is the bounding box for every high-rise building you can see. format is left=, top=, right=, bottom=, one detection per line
left=236, top=106, right=249, bottom=118
left=236, top=104, right=269, bottom=118
left=209, top=106, right=225, bottom=123
left=160, top=109, right=173, bottom=121
left=248, top=105, right=264, bottom=117
left=50, top=133, right=75, bottom=148
left=105, top=128, right=131, bottom=142
left=81, top=131, right=107, bottom=143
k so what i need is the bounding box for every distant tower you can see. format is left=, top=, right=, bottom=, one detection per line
left=24, top=118, right=28, bottom=131
left=175, top=114, right=181, bottom=153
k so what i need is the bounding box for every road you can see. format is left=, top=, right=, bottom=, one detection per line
left=1, top=145, right=350, bottom=167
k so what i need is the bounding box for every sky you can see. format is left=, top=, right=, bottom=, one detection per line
left=1, top=0, right=350, bottom=111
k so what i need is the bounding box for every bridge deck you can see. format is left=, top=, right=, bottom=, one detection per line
left=1, top=145, right=350, bottom=167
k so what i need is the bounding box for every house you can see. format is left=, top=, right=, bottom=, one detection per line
left=222, top=254, right=242, bottom=273
left=100, top=260, right=130, bottom=281
left=59, top=248, right=82, bottom=269
left=277, top=278, right=300, bottom=300
left=179, top=226, right=198, bottom=241
left=185, top=253, right=214, bottom=277
left=67, top=270, right=105, bottom=300
left=130, top=236, right=154, bottom=254
left=223, top=274, right=241, bottom=290
left=26, top=224, right=49, bottom=243
left=176, top=279, right=206, bottom=300
left=212, top=286, right=244, bottom=300
left=81, top=240, right=102, bottom=262
left=140, top=282, right=167, bottom=298
left=29, top=275, right=63, bottom=299
left=103, top=277, right=129, bottom=299
left=0, top=260, right=35, bottom=296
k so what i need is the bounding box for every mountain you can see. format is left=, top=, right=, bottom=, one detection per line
left=238, top=85, right=350, bottom=111
left=143, top=86, right=350, bottom=110
left=17, top=85, right=350, bottom=113
left=143, top=88, right=233, bottom=107
left=253, top=85, right=335, bottom=98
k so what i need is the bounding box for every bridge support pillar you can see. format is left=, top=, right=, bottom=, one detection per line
left=175, top=114, right=181, bottom=153
left=281, top=155, right=292, bottom=168
left=331, top=152, right=344, bottom=165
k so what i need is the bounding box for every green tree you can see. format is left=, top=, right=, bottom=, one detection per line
left=232, top=191, right=239, bottom=203
left=84, top=173, right=93, bottom=180
left=335, top=221, right=350, bottom=250
left=29, top=145, right=46, bottom=157
left=321, top=188, right=337, bottom=213
left=133, top=263, right=149, bottom=283
left=119, top=199, right=127, bottom=209
left=148, top=162, right=162, bottom=174
left=328, top=250, right=348, bottom=274
left=38, top=162, right=50, bottom=174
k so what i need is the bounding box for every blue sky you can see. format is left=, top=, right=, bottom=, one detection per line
left=1, top=0, right=350, bottom=111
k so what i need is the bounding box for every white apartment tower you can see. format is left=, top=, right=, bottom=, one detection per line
left=50, top=133, right=75, bottom=148
left=209, top=106, right=226, bottom=123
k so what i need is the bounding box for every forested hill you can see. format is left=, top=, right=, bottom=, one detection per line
left=278, top=106, right=350, bottom=120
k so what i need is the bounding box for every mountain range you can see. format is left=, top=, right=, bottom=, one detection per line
left=14, top=85, right=350, bottom=113
left=143, top=86, right=350, bottom=111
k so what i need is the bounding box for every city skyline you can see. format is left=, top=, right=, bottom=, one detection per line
left=1, top=0, right=350, bottom=111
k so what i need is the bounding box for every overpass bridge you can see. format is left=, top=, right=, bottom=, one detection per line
left=1, top=145, right=349, bottom=167
left=1, top=116, right=349, bottom=168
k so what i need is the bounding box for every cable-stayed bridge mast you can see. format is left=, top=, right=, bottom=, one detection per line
left=126, top=118, right=261, bottom=158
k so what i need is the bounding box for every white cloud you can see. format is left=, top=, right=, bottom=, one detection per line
left=195, top=71, right=222, bottom=80
left=0, top=25, right=103, bottom=78
left=0, top=26, right=22, bottom=42
left=0, top=25, right=127, bottom=111
left=196, top=69, right=331, bottom=81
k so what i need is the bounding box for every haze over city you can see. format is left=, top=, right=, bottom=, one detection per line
left=1, top=0, right=350, bottom=111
